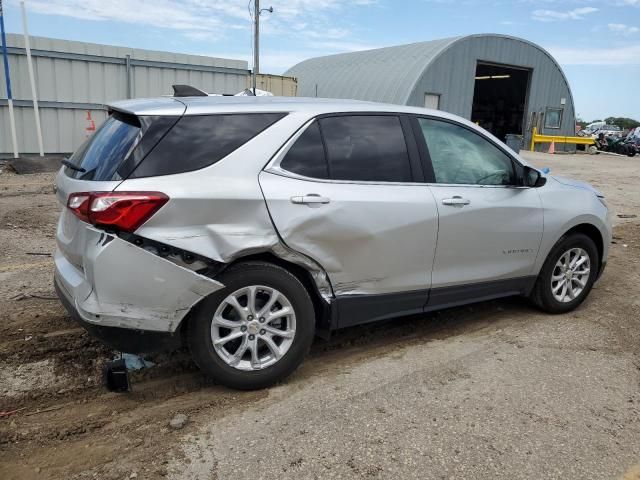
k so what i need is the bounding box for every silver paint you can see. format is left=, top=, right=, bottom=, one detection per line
left=55, top=227, right=222, bottom=332
left=53, top=96, right=612, bottom=337
left=210, top=285, right=296, bottom=371
left=551, top=247, right=591, bottom=303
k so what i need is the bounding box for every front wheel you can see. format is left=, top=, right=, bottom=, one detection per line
left=530, top=233, right=599, bottom=314
left=188, top=262, right=315, bottom=390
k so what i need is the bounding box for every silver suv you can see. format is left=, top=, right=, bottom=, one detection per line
left=54, top=95, right=612, bottom=389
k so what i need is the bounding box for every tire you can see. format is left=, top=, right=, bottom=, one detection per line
left=187, top=261, right=315, bottom=390
left=530, top=233, right=599, bottom=314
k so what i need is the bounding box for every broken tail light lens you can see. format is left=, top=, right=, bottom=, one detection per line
left=67, top=192, right=169, bottom=233
left=66, top=193, right=91, bottom=223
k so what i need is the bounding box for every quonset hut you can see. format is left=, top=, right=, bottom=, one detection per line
left=286, top=34, right=575, bottom=148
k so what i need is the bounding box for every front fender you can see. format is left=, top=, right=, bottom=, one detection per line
left=534, top=180, right=612, bottom=274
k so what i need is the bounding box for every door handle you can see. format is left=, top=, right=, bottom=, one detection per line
left=442, top=196, right=470, bottom=206
left=290, top=194, right=331, bottom=205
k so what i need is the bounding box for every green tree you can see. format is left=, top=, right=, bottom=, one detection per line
left=604, top=117, right=640, bottom=130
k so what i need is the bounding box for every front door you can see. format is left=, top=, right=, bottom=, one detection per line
left=413, top=116, right=543, bottom=294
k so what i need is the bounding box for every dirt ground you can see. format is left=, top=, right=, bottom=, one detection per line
left=0, top=151, right=639, bottom=480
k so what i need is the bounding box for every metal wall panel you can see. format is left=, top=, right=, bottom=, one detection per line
left=411, top=35, right=575, bottom=146
left=1, top=105, right=107, bottom=153
left=1, top=33, right=253, bottom=155
left=246, top=74, right=298, bottom=96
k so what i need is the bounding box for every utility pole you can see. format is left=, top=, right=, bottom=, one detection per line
left=20, top=0, right=44, bottom=157
left=252, top=1, right=272, bottom=95
left=252, top=0, right=259, bottom=95
left=0, top=0, right=19, bottom=158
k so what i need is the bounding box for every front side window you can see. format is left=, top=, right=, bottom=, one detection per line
left=319, top=115, right=412, bottom=182
left=418, top=118, right=516, bottom=186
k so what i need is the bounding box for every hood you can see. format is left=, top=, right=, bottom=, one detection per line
left=551, top=175, right=604, bottom=197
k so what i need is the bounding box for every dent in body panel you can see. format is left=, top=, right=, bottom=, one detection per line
left=136, top=195, right=281, bottom=264
left=270, top=242, right=334, bottom=301
left=259, top=172, right=438, bottom=297
left=130, top=189, right=336, bottom=302
left=75, top=227, right=223, bottom=332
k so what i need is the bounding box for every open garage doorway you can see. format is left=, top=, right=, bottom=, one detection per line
left=471, top=62, right=531, bottom=142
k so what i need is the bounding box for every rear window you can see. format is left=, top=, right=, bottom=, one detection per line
left=65, top=112, right=141, bottom=180
left=280, top=122, right=328, bottom=179
left=130, top=113, right=287, bottom=178
left=320, top=115, right=412, bottom=182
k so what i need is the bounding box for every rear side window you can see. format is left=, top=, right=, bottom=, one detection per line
left=280, top=122, right=328, bottom=179
left=319, top=115, right=412, bottom=182
left=66, top=112, right=141, bottom=180
left=130, top=113, right=286, bottom=178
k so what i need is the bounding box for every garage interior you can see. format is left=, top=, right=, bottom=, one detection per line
left=471, top=62, right=531, bottom=142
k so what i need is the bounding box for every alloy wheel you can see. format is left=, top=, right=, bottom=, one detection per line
left=550, top=247, right=591, bottom=303
left=210, top=285, right=296, bottom=371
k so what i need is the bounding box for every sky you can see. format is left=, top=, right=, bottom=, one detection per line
left=1, top=0, right=639, bottom=120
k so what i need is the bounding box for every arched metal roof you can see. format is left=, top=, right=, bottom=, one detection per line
left=285, top=34, right=574, bottom=113
left=285, top=36, right=461, bottom=104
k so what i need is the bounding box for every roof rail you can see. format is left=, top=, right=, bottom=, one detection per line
left=172, top=84, right=208, bottom=97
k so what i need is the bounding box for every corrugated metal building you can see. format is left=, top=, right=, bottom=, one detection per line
left=0, top=34, right=296, bottom=156
left=286, top=34, right=575, bottom=148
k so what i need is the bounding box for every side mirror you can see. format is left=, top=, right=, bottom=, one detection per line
left=523, top=166, right=547, bottom=188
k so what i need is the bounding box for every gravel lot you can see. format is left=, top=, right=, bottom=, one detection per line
left=0, top=151, right=639, bottom=480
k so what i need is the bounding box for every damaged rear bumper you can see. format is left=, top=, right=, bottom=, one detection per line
left=55, top=278, right=182, bottom=352
left=54, top=226, right=224, bottom=351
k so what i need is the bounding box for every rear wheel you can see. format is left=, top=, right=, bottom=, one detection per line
left=531, top=233, right=599, bottom=313
left=188, top=262, right=315, bottom=390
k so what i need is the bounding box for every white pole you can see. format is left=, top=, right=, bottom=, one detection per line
left=7, top=98, right=18, bottom=158
left=0, top=0, right=19, bottom=158
left=20, top=0, right=44, bottom=157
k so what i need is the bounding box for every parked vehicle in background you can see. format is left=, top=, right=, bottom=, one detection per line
left=578, top=123, right=622, bottom=138
left=594, top=133, right=638, bottom=157
left=584, top=121, right=606, bottom=134
left=625, top=127, right=640, bottom=143
left=53, top=93, right=612, bottom=390
left=592, top=124, right=623, bottom=138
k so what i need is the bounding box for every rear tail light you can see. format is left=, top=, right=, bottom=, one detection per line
left=67, top=192, right=169, bottom=233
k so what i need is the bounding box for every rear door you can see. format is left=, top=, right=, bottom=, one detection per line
left=260, top=113, right=439, bottom=324
left=412, top=116, right=543, bottom=298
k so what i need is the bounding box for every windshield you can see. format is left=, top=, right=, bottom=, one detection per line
left=66, top=112, right=141, bottom=181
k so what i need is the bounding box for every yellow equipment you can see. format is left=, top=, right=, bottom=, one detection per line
left=529, top=127, right=595, bottom=152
